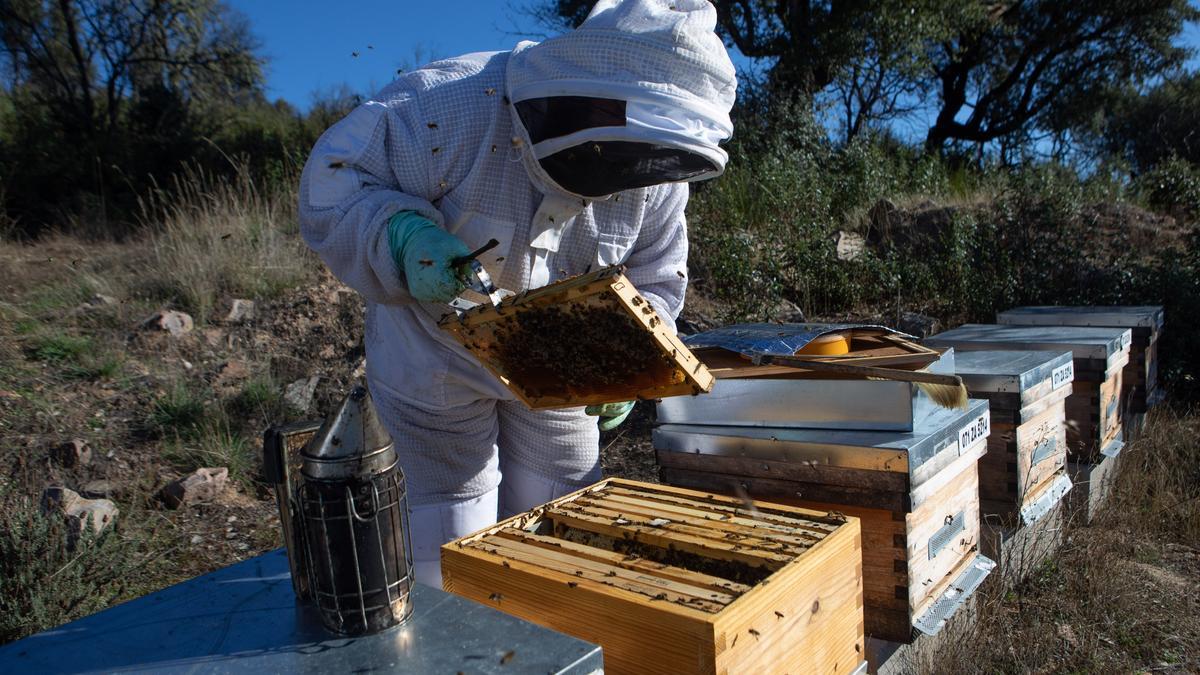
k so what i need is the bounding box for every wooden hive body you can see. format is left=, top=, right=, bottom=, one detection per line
left=924, top=324, right=1131, bottom=462
left=441, top=478, right=865, bottom=675
left=953, top=350, right=1074, bottom=528
left=654, top=400, right=993, bottom=643
left=997, top=305, right=1164, bottom=413
left=438, top=266, right=713, bottom=409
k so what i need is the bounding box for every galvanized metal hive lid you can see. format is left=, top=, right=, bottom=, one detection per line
left=953, top=349, right=1075, bottom=394
left=924, top=323, right=1130, bottom=361
left=653, top=398, right=990, bottom=480
left=302, top=385, right=396, bottom=480
left=682, top=322, right=915, bottom=355
left=997, top=305, right=1164, bottom=331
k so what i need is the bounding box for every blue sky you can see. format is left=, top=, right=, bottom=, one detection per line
left=233, top=1, right=554, bottom=107
left=232, top=0, right=1200, bottom=111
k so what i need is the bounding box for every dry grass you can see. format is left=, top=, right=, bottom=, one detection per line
left=142, top=165, right=316, bottom=322
left=928, top=406, right=1200, bottom=674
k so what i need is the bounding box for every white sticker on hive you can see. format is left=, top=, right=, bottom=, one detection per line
left=1051, top=361, right=1074, bottom=390
left=957, top=412, right=990, bottom=453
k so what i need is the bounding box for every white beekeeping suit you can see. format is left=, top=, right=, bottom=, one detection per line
left=299, top=0, right=736, bottom=587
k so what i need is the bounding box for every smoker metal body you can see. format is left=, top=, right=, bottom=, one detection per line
left=264, top=386, right=415, bottom=637
left=656, top=349, right=956, bottom=432
left=0, top=549, right=604, bottom=674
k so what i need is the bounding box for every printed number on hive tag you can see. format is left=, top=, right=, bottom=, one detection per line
left=957, top=413, right=990, bottom=452
left=1051, top=362, right=1074, bottom=389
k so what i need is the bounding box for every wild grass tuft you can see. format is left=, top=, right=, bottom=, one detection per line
left=141, top=163, right=316, bottom=322
left=149, top=383, right=210, bottom=439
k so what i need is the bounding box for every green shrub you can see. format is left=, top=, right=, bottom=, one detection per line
left=0, top=485, right=134, bottom=643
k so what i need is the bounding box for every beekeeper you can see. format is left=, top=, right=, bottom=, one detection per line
left=299, top=0, right=736, bottom=586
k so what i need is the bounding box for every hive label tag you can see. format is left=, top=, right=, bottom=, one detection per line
left=957, top=412, right=990, bottom=452
left=1051, top=362, right=1074, bottom=389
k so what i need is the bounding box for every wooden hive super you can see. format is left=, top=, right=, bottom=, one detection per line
left=951, top=350, right=1075, bottom=581
left=654, top=400, right=995, bottom=643
left=441, top=478, right=865, bottom=675
left=996, top=306, right=1165, bottom=415
left=924, top=324, right=1130, bottom=463
left=438, top=266, right=713, bottom=409
left=952, top=350, right=1074, bottom=527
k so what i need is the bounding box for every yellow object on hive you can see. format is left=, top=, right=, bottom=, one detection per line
left=795, top=332, right=850, bottom=356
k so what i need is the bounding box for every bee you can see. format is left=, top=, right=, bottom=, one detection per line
left=351, top=51, right=359, bottom=58
left=748, top=629, right=761, bottom=640
left=428, top=122, right=438, bottom=129
left=499, top=651, right=515, bottom=665
left=419, top=259, right=434, bottom=267
left=484, top=87, right=496, bottom=96
left=432, top=147, right=440, bottom=154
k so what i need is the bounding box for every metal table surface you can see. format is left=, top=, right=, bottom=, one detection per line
left=0, top=548, right=603, bottom=675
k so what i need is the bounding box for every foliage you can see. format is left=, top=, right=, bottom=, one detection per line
left=142, top=162, right=316, bottom=321
left=688, top=99, right=1199, bottom=399
left=1098, top=73, right=1200, bottom=173
left=924, top=0, right=1198, bottom=153
left=1136, top=155, right=1200, bottom=221
left=0, top=483, right=135, bottom=644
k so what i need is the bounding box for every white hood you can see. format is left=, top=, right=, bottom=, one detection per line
left=505, top=0, right=738, bottom=190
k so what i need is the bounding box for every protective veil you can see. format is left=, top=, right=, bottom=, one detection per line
left=298, top=0, right=736, bottom=587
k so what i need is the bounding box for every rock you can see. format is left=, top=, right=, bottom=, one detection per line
left=833, top=230, right=866, bottom=262
left=285, top=376, right=320, bottom=412
left=80, top=479, right=118, bottom=499
left=212, top=361, right=249, bottom=390
left=51, top=438, right=92, bottom=468
left=224, top=299, right=256, bottom=324
left=41, top=486, right=119, bottom=538
left=897, top=312, right=942, bottom=339
left=771, top=299, right=806, bottom=324
left=87, top=293, right=117, bottom=307
left=160, top=467, right=229, bottom=509
left=142, top=310, right=194, bottom=338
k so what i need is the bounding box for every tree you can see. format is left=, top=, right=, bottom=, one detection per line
left=923, top=0, right=1197, bottom=153
left=0, top=0, right=263, bottom=232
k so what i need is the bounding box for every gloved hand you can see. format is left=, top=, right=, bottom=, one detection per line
left=387, top=210, right=472, bottom=302
left=586, top=401, right=635, bottom=432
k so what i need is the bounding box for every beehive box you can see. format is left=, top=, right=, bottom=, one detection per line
left=438, top=266, right=713, bottom=409
left=442, top=479, right=865, bottom=675
left=952, top=350, right=1074, bottom=528
left=924, top=324, right=1130, bottom=462
left=658, top=347, right=957, bottom=432
left=654, top=401, right=995, bottom=643
left=997, top=306, right=1164, bottom=414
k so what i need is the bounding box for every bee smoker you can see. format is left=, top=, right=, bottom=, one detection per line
left=264, top=385, right=414, bottom=635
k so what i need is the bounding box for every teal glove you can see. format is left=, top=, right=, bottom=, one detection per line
left=387, top=210, right=472, bottom=302
left=586, top=401, right=635, bottom=432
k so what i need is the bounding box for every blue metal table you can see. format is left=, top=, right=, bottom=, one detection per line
left=0, top=548, right=603, bottom=674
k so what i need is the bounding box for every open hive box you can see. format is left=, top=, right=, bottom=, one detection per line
left=659, top=324, right=950, bottom=432
left=437, top=266, right=712, bottom=409
left=441, top=478, right=865, bottom=675
left=655, top=400, right=995, bottom=643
